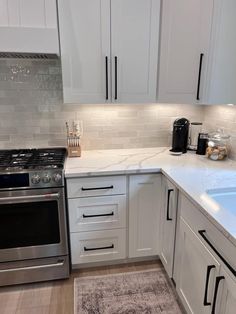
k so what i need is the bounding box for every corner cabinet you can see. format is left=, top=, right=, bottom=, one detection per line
left=157, top=0, right=214, bottom=104
left=128, top=174, right=161, bottom=258
left=160, top=177, right=178, bottom=277
left=57, top=0, right=160, bottom=104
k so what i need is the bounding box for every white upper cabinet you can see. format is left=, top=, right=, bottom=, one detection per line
left=57, top=0, right=160, bottom=104
left=111, top=0, right=160, bottom=103
left=206, top=0, right=236, bottom=104
left=57, top=0, right=111, bottom=104
left=0, top=0, right=59, bottom=54
left=157, top=0, right=214, bottom=104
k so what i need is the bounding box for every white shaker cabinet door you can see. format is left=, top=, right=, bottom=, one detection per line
left=160, top=177, right=178, bottom=278
left=57, top=0, right=111, bottom=104
left=128, top=174, right=161, bottom=258
left=158, top=0, right=213, bottom=104
left=110, top=0, right=160, bottom=103
left=206, top=0, right=236, bottom=104
left=216, top=267, right=236, bottom=314
left=176, top=217, right=220, bottom=314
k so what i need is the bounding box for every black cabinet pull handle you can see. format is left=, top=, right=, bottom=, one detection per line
left=84, top=244, right=114, bottom=252
left=166, top=189, right=174, bottom=221
left=196, top=53, right=204, bottom=100
left=115, top=56, right=118, bottom=100
left=83, top=212, right=114, bottom=218
left=211, top=276, right=225, bottom=314
left=198, top=230, right=236, bottom=277
left=81, top=185, right=114, bottom=191
left=203, top=265, right=216, bottom=306
left=105, top=56, right=108, bottom=100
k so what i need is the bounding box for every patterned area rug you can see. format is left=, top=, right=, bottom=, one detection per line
left=74, top=268, right=183, bottom=313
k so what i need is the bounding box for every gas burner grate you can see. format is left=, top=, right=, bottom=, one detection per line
left=0, top=148, right=67, bottom=171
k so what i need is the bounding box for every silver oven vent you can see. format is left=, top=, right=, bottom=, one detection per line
left=0, top=52, right=59, bottom=59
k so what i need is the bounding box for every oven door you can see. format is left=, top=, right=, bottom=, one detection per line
left=0, top=188, right=68, bottom=263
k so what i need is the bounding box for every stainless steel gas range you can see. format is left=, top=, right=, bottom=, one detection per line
left=0, top=148, right=69, bottom=286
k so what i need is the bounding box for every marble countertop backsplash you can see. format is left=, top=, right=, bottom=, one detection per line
left=65, top=147, right=236, bottom=246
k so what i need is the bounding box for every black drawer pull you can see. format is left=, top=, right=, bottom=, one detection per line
left=203, top=265, right=216, bottom=306
left=105, top=56, right=109, bottom=100
left=115, top=56, right=118, bottom=100
left=198, top=230, right=236, bottom=277
left=167, top=189, right=174, bottom=221
left=83, top=212, right=114, bottom=218
left=81, top=185, right=114, bottom=191
left=196, top=53, right=204, bottom=100
left=84, top=244, right=114, bottom=252
left=211, top=276, right=225, bottom=314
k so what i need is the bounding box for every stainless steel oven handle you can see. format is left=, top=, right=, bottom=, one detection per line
left=0, top=193, right=60, bottom=203
left=0, top=260, right=65, bottom=273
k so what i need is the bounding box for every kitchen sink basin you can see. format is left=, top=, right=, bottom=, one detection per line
left=206, top=188, right=236, bottom=214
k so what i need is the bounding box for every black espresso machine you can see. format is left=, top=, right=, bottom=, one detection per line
left=170, top=118, right=190, bottom=154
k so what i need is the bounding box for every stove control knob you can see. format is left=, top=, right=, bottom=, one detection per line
left=31, top=174, right=41, bottom=185
left=53, top=173, right=62, bottom=183
left=42, top=174, right=51, bottom=184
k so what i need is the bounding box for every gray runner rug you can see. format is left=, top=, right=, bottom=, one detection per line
left=74, top=268, right=183, bottom=313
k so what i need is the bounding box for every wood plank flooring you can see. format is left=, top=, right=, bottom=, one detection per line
left=0, top=260, right=161, bottom=314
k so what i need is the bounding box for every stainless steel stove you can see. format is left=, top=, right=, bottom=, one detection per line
left=0, top=148, right=69, bottom=286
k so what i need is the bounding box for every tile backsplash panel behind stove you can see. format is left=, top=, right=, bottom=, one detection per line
left=1, top=58, right=236, bottom=157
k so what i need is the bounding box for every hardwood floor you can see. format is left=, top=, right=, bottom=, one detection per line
left=0, top=260, right=160, bottom=314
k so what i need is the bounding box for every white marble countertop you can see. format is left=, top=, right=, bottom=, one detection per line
left=65, top=147, right=236, bottom=246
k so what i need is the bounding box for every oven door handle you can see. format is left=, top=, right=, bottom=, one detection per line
left=0, top=260, right=65, bottom=273
left=0, top=193, right=60, bottom=204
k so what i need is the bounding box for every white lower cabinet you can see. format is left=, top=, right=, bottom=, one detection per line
left=177, top=217, right=220, bottom=314
left=128, top=174, right=161, bottom=258
left=217, top=267, right=236, bottom=314
left=160, top=177, right=178, bottom=277
left=70, top=229, right=126, bottom=264
left=175, top=192, right=236, bottom=314
left=67, top=175, right=127, bottom=267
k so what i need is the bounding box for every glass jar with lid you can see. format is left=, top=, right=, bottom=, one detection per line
left=206, top=131, right=230, bottom=161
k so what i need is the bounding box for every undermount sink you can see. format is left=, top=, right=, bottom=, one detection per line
left=206, top=188, right=236, bottom=214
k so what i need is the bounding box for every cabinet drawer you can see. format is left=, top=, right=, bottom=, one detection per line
left=67, top=176, right=126, bottom=198
left=68, top=195, right=126, bottom=232
left=70, top=229, right=126, bottom=265
left=179, top=193, right=236, bottom=271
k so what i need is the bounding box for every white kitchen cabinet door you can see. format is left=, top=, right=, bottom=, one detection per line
left=158, top=0, right=214, bottom=104
left=129, top=174, right=161, bottom=258
left=206, top=0, right=236, bottom=104
left=0, top=0, right=59, bottom=54
left=57, top=0, right=111, bottom=104
left=160, top=177, right=178, bottom=278
left=176, top=217, right=220, bottom=314
left=110, top=0, right=160, bottom=103
left=217, top=267, right=236, bottom=314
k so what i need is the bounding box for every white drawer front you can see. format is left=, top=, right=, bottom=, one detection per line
left=68, top=195, right=126, bottom=232
left=67, top=176, right=126, bottom=198
left=70, top=229, right=126, bottom=265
